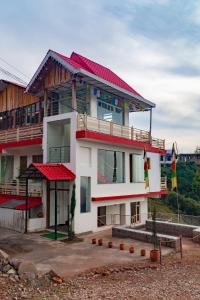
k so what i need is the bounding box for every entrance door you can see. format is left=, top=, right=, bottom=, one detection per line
left=97, top=206, right=106, bottom=227
left=131, top=202, right=140, bottom=224
left=50, top=190, right=69, bottom=226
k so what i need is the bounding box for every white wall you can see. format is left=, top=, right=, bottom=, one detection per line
left=147, top=152, right=161, bottom=192
left=73, top=138, right=154, bottom=233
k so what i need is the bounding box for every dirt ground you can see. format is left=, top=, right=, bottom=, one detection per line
left=0, top=228, right=200, bottom=299
left=0, top=227, right=172, bottom=279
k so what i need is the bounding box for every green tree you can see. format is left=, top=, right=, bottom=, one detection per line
left=192, top=171, right=200, bottom=200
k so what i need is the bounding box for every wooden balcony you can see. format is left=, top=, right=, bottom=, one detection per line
left=0, top=123, right=43, bottom=144
left=77, top=114, right=165, bottom=149
left=0, top=181, right=42, bottom=197
left=161, top=177, right=167, bottom=190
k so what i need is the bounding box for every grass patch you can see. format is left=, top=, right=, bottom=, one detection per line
left=148, top=198, right=176, bottom=215
left=41, top=232, right=67, bottom=240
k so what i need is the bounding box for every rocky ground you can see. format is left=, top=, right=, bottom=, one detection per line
left=0, top=256, right=200, bottom=300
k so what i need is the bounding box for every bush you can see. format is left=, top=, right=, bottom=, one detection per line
left=162, top=192, right=200, bottom=216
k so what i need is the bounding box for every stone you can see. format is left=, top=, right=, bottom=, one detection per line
left=18, top=261, right=38, bottom=280
left=2, top=264, right=12, bottom=273
left=52, top=276, right=63, bottom=284
left=0, top=249, right=9, bottom=261
left=9, top=258, right=21, bottom=270
left=7, top=268, right=17, bottom=275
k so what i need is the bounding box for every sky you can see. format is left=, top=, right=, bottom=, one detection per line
left=0, top=0, right=200, bottom=152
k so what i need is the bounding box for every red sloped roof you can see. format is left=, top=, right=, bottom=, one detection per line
left=70, top=52, right=142, bottom=97
left=51, top=50, right=142, bottom=97
left=32, top=163, right=76, bottom=181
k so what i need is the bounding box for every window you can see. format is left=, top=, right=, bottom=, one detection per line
left=96, top=89, right=124, bottom=125
left=130, top=154, right=144, bottom=183
left=98, top=149, right=125, bottom=184
left=80, top=177, right=91, bottom=213
left=32, top=155, right=43, bottom=163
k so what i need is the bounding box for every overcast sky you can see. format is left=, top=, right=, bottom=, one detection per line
left=0, top=0, right=199, bottom=152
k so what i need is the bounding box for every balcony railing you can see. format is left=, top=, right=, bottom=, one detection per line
left=161, top=177, right=167, bottom=190
left=0, top=181, right=42, bottom=197
left=0, top=123, right=43, bottom=144
left=77, top=114, right=165, bottom=149
left=48, top=146, right=70, bottom=163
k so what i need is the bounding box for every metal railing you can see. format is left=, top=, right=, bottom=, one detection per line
left=48, top=146, right=70, bottom=163
left=0, top=180, right=42, bottom=197
left=77, top=114, right=165, bottom=149
left=0, top=123, right=43, bottom=144
left=160, top=176, right=167, bottom=190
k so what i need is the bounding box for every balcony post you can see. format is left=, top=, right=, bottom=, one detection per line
left=44, top=88, right=48, bottom=117
left=72, top=80, right=77, bottom=111
left=149, top=108, right=152, bottom=144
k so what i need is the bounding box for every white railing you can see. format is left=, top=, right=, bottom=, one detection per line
left=77, top=114, right=165, bottom=149
left=0, top=181, right=42, bottom=197
left=161, top=176, right=167, bottom=190
left=0, top=123, right=43, bottom=144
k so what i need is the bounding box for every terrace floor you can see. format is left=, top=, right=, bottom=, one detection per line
left=0, top=228, right=172, bottom=279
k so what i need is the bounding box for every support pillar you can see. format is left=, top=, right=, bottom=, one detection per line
left=25, top=178, right=29, bottom=233
left=72, top=80, right=77, bottom=111
left=54, top=181, right=57, bottom=240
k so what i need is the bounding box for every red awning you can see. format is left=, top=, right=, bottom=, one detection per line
left=22, top=163, right=76, bottom=181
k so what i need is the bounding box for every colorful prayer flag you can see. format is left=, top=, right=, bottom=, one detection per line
left=171, top=143, right=177, bottom=190
left=144, top=148, right=149, bottom=189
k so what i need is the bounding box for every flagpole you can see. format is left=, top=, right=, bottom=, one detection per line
left=176, top=188, right=180, bottom=223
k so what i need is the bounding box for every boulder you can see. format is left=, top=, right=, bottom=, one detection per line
left=18, top=261, right=38, bottom=280
left=9, top=258, right=21, bottom=270
left=0, top=249, right=9, bottom=261
left=7, top=268, right=17, bottom=275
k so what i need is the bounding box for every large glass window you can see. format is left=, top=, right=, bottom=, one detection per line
left=130, top=154, right=144, bottom=183
left=80, top=177, right=91, bottom=213
left=98, top=149, right=125, bottom=184
left=96, top=89, right=124, bottom=125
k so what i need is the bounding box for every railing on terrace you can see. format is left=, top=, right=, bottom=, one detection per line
left=48, top=146, right=70, bottom=163
left=161, top=176, right=167, bottom=190
left=0, top=123, right=43, bottom=144
left=0, top=181, right=42, bottom=197
left=77, top=114, right=165, bottom=149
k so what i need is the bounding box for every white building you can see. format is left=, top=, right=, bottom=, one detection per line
left=0, top=51, right=167, bottom=235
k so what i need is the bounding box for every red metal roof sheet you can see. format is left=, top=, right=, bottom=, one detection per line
left=32, top=163, right=76, bottom=181
left=70, top=52, right=142, bottom=97
left=51, top=50, right=142, bottom=97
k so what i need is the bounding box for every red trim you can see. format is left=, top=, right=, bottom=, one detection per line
left=0, top=138, right=42, bottom=152
left=0, top=194, right=42, bottom=210
left=76, top=130, right=166, bottom=154
left=92, top=190, right=168, bottom=202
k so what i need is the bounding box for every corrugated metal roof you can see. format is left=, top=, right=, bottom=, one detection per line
left=31, top=163, right=76, bottom=181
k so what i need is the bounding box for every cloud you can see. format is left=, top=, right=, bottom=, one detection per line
left=0, top=0, right=199, bottom=152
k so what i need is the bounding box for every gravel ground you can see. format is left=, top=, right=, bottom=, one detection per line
left=0, top=258, right=200, bottom=300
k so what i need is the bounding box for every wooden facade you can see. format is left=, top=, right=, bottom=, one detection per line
left=44, top=62, right=71, bottom=89
left=0, top=82, right=38, bottom=112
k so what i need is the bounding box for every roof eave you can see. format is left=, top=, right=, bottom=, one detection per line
left=77, top=69, right=156, bottom=108
left=26, top=50, right=78, bottom=94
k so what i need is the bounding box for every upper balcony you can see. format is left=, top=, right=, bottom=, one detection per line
left=0, top=123, right=43, bottom=148
left=77, top=114, right=165, bottom=150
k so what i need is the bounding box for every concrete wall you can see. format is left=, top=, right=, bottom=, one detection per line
left=112, top=226, right=180, bottom=250
left=146, top=220, right=198, bottom=238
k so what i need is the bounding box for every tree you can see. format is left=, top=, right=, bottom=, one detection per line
left=68, top=183, right=76, bottom=240
left=192, top=171, right=200, bottom=200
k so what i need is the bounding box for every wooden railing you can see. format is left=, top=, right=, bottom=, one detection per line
left=0, top=123, right=43, bottom=144
left=0, top=181, right=42, bottom=197
left=161, top=176, right=167, bottom=190
left=77, top=114, right=165, bottom=149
